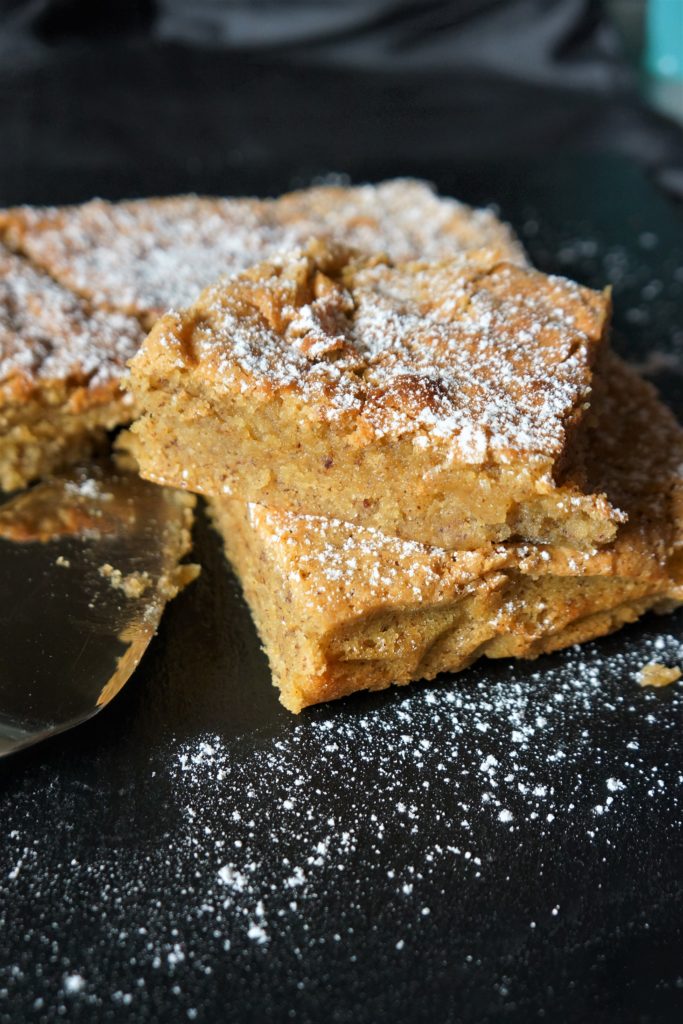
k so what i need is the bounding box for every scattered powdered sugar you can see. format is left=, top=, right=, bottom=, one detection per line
left=62, top=975, right=85, bottom=996
left=164, top=633, right=682, bottom=947
left=1, top=624, right=681, bottom=1017
left=64, top=476, right=112, bottom=500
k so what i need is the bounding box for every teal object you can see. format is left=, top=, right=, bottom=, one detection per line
left=646, top=0, right=683, bottom=79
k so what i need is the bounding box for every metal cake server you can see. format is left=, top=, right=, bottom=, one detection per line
left=0, top=461, right=196, bottom=758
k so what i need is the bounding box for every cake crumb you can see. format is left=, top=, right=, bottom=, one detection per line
left=637, top=663, right=681, bottom=688
left=98, top=563, right=152, bottom=599
left=55, top=555, right=70, bottom=568
left=157, top=564, right=201, bottom=601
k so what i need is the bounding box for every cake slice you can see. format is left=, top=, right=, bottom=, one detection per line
left=209, top=357, right=683, bottom=713
left=0, top=180, right=526, bottom=328
left=129, top=242, right=618, bottom=550
left=0, top=246, right=143, bottom=491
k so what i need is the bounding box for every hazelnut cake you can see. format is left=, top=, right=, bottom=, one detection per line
left=209, top=357, right=683, bottom=712
left=128, top=242, right=619, bottom=550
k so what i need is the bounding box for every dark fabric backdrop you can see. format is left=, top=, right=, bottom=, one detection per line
left=0, top=0, right=682, bottom=200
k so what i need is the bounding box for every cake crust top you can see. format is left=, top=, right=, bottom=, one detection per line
left=0, top=180, right=526, bottom=323
left=135, top=242, right=610, bottom=466
left=0, top=246, right=143, bottom=403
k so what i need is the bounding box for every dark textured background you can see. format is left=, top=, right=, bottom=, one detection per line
left=0, top=3, right=682, bottom=1023
left=1, top=0, right=683, bottom=199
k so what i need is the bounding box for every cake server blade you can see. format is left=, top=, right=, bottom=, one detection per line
left=0, top=461, right=196, bottom=759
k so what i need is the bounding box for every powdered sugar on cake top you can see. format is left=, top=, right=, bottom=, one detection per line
left=0, top=246, right=143, bottom=393
left=162, top=247, right=609, bottom=464
left=0, top=180, right=526, bottom=321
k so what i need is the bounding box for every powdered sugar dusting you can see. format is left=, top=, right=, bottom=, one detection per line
left=1, top=180, right=526, bottom=321
left=251, top=502, right=503, bottom=607
left=164, top=250, right=607, bottom=463
left=1, top=171, right=680, bottom=1021
left=1, top=626, right=680, bottom=1017
left=0, top=246, right=143, bottom=391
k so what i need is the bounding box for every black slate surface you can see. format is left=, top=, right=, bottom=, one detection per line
left=0, top=157, right=682, bottom=1024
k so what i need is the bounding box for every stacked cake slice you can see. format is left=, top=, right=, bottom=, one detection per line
left=127, top=244, right=617, bottom=549
left=207, top=355, right=683, bottom=711
left=126, top=242, right=683, bottom=712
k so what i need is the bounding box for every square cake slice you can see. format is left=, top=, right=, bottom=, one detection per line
left=129, top=242, right=619, bottom=550
left=209, top=358, right=683, bottom=713
left=0, top=246, right=144, bottom=491
left=0, top=180, right=526, bottom=328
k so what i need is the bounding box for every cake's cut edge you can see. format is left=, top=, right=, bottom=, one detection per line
left=209, top=498, right=682, bottom=713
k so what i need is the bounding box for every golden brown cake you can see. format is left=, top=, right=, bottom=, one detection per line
left=0, top=246, right=144, bottom=492
left=0, top=180, right=525, bottom=328
left=209, top=357, right=683, bottom=713
left=129, top=242, right=618, bottom=550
